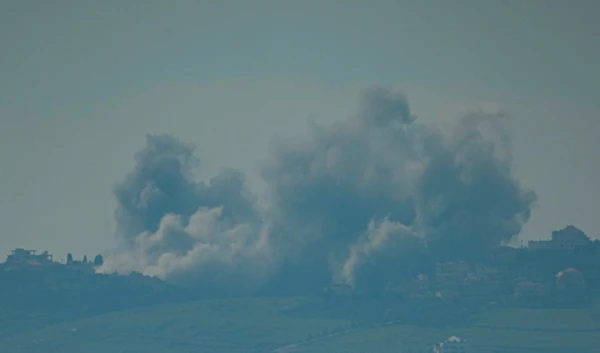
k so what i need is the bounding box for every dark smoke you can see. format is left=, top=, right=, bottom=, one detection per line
left=101, top=85, right=536, bottom=294
left=106, top=134, right=271, bottom=293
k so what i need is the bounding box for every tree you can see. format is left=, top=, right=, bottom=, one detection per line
left=93, top=254, right=104, bottom=267
left=83, top=255, right=88, bottom=264
left=67, top=253, right=73, bottom=264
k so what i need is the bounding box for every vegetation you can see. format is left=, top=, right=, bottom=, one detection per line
left=0, top=297, right=351, bottom=353
left=472, top=307, right=599, bottom=331
left=301, top=297, right=600, bottom=353
left=2, top=296, right=600, bottom=353
left=302, top=324, right=600, bottom=353
left=1, top=257, right=599, bottom=353
left=93, top=254, right=104, bottom=267
left=0, top=267, right=175, bottom=336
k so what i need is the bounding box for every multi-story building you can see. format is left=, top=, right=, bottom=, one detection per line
left=3, top=248, right=54, bottom=270
left=528, top=225, right=590, bottom=252
left=552, top=226, right=590, bottom=249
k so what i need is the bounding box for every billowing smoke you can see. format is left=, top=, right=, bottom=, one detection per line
left=101, top=85, right=536, bottom=294
left=102, top=135, right=273, bottom=293
left=340, top=219, right=428, bottom=294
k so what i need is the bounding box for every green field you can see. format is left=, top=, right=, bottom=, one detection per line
left=302, top=306, right=600, bottom=353
left=1, top=297, right=600, bottom=353
left=472, top=307, right=599, bottom=330
left=302, top=325, right=600, bottom=353
left=0, top=297, right=351, bottom=353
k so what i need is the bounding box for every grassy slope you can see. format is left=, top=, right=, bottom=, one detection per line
left=2, top=297, right=600, bottom=353
left=0, top=297, right=350, bottom=353
left=302, top=326, right=600, bottom=353
left=302, top=306, right=600, bottom=353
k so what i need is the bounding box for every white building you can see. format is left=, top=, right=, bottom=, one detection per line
left=433, top=336, right=471, bottom=353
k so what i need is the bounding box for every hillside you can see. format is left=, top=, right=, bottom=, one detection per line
left=0, top=267, right=183, bottom=336
left=0, top=297, right=351, bottom=353
left=2, top=297, right=600, bottom=353
left=302, top=307, right=600, bottom=353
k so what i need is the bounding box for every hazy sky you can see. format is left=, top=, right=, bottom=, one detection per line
left=1, top=0, right=598, bottom=259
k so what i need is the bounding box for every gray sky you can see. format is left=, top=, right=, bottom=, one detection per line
left=1, top=0, right=599, bottom=259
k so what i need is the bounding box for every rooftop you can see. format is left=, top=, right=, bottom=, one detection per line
left=445, top=336, right=464, bottom=343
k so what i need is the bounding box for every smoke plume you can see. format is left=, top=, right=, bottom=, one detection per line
left=103, top=135, right=272, bottom=293
left=101, top=85, right=536, bottom=294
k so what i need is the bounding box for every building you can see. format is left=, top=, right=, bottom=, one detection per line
left=552, top=226, right=590, bottom=249
left=436, top=261, right=470, bottom=285
left=553, top=267, right=588, bottom=307
left=555, top=268, right=586, bottom=294
left=3, top=248, right=54, bottom=270
left=433, top=336, right=471, bottom=353
left=528, top=225, right=590, bottom=252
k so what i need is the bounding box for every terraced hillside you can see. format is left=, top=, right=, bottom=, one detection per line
left=2, top=297, right=600, bottom=353
left=298, top=306, right=600, bottom=353
left=0, top=297, right=351, bottom=353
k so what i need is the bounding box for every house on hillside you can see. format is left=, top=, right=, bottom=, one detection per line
left=529, top=225, right=590, bottom=252
left=553, top=267, right=588, bottom=306
left=3, top=248, right=54, bottom=271
left=433, top=336, right=471, bottom=353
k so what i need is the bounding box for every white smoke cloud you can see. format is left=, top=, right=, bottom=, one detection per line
left=101, top=205, right=274, bottom=293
